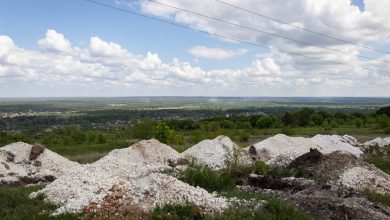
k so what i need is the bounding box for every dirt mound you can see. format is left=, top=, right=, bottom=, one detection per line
left=288, top=150, right=390, bottom=194
left=103, top=139, right=179, bottom=166
left=31, top=139, right=228, bottom=215
left=241, top=181, right=390, bottom=220
left=311, top=134, right=363, bottom=157
left=181, top=135, right=251, bottom=170
left=288, top=148, right=322, bottom=169
left=0, top=142, right=79, bottom=186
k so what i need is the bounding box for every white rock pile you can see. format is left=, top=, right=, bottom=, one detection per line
left=104, top=139, right=180, bottom=166
left=363, top=137, right=390, bottom=150
left=181, top=135, right=251, bottom=170
left=246, top=134, right=364, bottom=166
left=245, top=134, right=320, bottom=166
left=31, top=139, right=228, bottom=215
left=339, top=165, right=390, bottom=194
left=311, top=134, right=363, bottom=157
left=0, top=142, right=79, bottom=186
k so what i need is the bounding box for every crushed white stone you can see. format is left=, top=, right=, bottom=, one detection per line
left=104, top=139, right=180, bottom=166
left=181, top=135, right=251, bottom=170
left=246, top=134, right=364, bottom=166
left=363, top=137, right=390, bottom=149
left=339, top=166, right=390, bottom=194
left=311, top=134, right=363, bottom=157
left=245, top=134, right=321, bottom=166
left=0, top=142, right=79, bottom=185
left=31, top=139, right=228, bottom=215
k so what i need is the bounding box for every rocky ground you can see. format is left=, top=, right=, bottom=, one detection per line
left=1, top=134, right=390, bottom=219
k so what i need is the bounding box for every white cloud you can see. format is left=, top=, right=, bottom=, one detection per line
left=189, top=46, right=247, bottom=59
left=38, top=29, right=72, bottom=53
left=0, top=26, right=389, bottom=96
left=89, top=36, right=128, bottom=57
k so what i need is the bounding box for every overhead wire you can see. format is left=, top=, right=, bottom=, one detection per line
left=215, top=0, right=390, bottom=55
left=84, top=0, right=387, bottom=74
left=149, top=0, right=388, bottom=64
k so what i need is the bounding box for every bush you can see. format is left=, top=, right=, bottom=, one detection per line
left=384, top=127, right=390, bottom=134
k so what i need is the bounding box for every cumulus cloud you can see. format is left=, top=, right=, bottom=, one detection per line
left=89, top=36, right=128, bottom=57
left=140, top=0, right=390, bottom=66
left=38, top=29, right=72, bottom=53
left=189, top=46, right=247, bottom=60
left=0, top=25, right=389, bottom=96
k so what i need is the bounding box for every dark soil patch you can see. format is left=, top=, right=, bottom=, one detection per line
left=29, top=144, right=45, bottom=160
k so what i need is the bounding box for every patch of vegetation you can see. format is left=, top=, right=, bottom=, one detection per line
left=180, top=164, right=236, bottom=192
left=362, top=189, right=390, bottom=207
left=151, top=193, right=310, bottom=220
left=364, top=146, right=390, bottom=175
left=0, top=186, right=77, bottom=220
left=151, top=203, right=205, bottom=220
left=365, top=157, right=390, bottom=175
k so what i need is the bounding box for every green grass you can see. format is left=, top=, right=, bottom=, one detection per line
left=151, top=191, right=311, bottom=220
left=364, top=147, right=390, bottom=175
left=0, top=186, right=77, bottom=220
left=178, top=163, right=312, bottom=219
left=364, top=157, right=390, bottom=174
left=362, top=189, right=390, bottom=207
left=180, top=164, right=236, bottom=192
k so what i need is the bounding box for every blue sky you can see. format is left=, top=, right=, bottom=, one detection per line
left=1, top=0, right=389, bottom=97
left=0, top=0, right=260, bottom=70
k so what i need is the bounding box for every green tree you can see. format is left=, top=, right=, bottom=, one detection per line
left=377, top=106, right=390, bottom=117
left=311, top=113, right=324, bottom=126
left=131, top=119, right=155, bottom=139
left=281, top=112, right=296, bottom=127
left=296, top=108, right=315, bottom=127
left=155, top=121, right=171, bottom=144
left=256, top=116, right=274, bottom=129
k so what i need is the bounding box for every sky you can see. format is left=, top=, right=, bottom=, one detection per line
left=0, top=0, right=389, bottom=97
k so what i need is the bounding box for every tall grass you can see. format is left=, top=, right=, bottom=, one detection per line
left=0, top=186, right=76, bottom=220
left=362, top=189, right=390, bottom=207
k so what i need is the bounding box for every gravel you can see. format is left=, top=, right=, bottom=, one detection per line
left=0, top=142, right=79, bottom=186
left=311, top=134, right=363, bottom=157
left=246, top=134, right=364, bottom=166
left=363, top=137, right=390, bottom=149
left=181, top=135, right=251, bottom=170
left=31, top=139, right=228, bottom=215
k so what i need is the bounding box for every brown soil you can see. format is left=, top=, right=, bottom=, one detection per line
left=29, top=144, right=45, bottom=160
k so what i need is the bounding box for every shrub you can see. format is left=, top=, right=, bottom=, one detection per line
left=384, top=127, right=390, bottom=134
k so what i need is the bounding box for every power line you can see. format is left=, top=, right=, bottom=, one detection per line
left=149, top=0, right=389, bottom=64
left=215, top=0, right=390, bottom=55
left=84, top=0, right=387, bottom=74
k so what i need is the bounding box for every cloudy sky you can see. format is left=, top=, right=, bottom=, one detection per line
left=0, top=0, right=389, bottom=97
